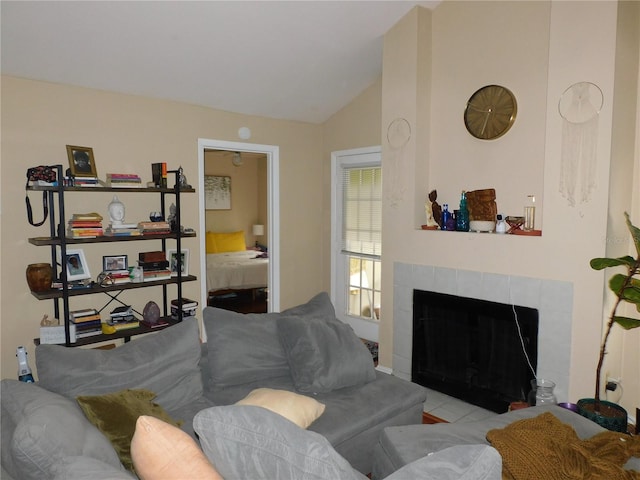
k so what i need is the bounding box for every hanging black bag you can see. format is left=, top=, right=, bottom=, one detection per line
left=25, top=166, right=56, bottom=227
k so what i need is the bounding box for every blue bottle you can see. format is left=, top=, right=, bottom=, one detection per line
left=442, top=204, right=454, bottom=231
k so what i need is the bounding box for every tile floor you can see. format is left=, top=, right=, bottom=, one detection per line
left=423, top=388, right=498, bottom=423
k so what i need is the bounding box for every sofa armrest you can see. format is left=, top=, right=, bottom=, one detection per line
left=382, top=445, right=501, bottom=480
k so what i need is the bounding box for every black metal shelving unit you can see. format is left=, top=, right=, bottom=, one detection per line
left=27, top=165, right=196, bottom=346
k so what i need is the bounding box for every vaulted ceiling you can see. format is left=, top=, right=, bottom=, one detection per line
left=2, top=1, right=439, bottom=124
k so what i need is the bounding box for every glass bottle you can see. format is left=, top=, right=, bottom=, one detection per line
left=528, top=378, right=557, bottom=406
left=16, top=346, right=34, bottom=383
left=441, top=204, right=452, bottom=230
left=524, top=195, right=536, bottom=231
left=456, top=191, right=469, bottom=232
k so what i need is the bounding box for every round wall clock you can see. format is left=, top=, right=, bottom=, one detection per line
left=464, top=85, right=517, bottom=140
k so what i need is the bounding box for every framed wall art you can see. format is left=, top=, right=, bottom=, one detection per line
left=204, top=175, right=231, bottom=210
left=66, top=145, right=97, bottom=177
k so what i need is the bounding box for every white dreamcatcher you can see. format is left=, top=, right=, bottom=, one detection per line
left=386, top=117, right=411, bottom=207
left=558, top=81, right=603, bottom=207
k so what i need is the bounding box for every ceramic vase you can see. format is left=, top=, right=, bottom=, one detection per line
left=26, top=263, right=53, bottom=292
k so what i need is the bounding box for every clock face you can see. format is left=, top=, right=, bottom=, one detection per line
left=464, top=85, right=517, bottom=140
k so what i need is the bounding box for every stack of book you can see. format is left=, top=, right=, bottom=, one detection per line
left=106, top=173, right=143, bottom=188
left=107, top=305, right=139, bottom=330
left=138, top=221, right=171, bottom=235
left=139, top=251, right=172, bottom=281
left=151, top=162, right=168, bottom=188
left=171, top=297, right=198, bottom=320
left=104, top=222, right=142, bottom=237
left=73, top=175, right=99, bottom=187
left=104, top=269, right=131, bottom=284
left=67, top=213, right=103, bottom=238
left=69, top=308, right=103, bottom=339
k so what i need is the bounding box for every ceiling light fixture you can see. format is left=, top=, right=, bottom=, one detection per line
left=232, top=152, right=243, bottom=167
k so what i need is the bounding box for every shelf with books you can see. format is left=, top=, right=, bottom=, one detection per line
left=44, top=317, right=182, bottom=347
left=26, top=185, right=195, bottom=194
left=28, top=231, right=196, bottom=246
left=27, top=164, right=196, bottom=347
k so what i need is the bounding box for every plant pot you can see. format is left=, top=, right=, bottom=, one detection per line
left=26, top=263, right=53, bottom=292
left=576, top=398, right=628, bottom=432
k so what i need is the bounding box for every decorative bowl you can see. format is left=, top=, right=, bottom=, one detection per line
left=469, top=220, right=496, bottom=233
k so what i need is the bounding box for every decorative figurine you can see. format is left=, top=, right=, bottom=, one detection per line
left=108, top=195, right=125, bottom=226
left=177, top=166, right=191, bottom=189
left=429, top=190, right=442, bottom=228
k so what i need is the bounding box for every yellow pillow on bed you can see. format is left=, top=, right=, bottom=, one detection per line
left=207, top=231, right=246, bottom=253
left=206, top=232, right=217, bottom=254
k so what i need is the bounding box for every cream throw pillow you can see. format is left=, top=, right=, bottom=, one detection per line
left=131, top=415, right=222, bottom=480
left=235, top=388, right=325, bottom=429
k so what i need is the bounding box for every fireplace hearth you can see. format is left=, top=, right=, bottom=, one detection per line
left=412, top=290, right=539, bottom=413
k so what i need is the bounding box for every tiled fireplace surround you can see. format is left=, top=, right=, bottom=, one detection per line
left=392, top=262, right=574, bottom=405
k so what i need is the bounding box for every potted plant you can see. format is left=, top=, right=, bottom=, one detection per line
left=577, top=212, right=640, bottom=432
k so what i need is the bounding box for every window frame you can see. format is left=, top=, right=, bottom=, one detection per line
left=330, top=146, right=381, bottom=342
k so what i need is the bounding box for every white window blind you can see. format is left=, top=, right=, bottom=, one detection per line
left=341, top=166, right=382, bottom=257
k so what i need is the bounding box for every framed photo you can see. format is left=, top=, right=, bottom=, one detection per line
left=65, top=249, right=91, bottom=281
left=167, top=248, right=189, bottom=276
left=103, top=255, right=128, bottom=272
left=204, top=175, right=231, bottom=210
left=66, top=145, right=98, bottom=177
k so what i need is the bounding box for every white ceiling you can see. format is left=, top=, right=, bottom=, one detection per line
left=1, top=1, right=439, bottom=124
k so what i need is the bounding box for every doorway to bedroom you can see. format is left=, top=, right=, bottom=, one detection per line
left=197, top=138, right=280, bottom=314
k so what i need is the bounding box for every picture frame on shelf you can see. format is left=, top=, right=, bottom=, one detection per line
left=66, top=145, right=97, bottom=177
left=103, top=254, right=128, bottom=272
left=167, top=248, right=189, bottom=276
left=204, top=175, right=231, bottom=210
left=65, top=248, right=91, bottom=281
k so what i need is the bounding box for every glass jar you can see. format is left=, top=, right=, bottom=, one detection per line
left=530, top=378, right=557, bottom=406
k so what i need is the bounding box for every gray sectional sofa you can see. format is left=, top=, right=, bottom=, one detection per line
left=1, top=292, right=428, bottom=479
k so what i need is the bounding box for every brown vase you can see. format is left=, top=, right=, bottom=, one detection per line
left=26, top=263, right=53, bottom=292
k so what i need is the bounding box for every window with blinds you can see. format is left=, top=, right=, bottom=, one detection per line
left=341, top=165, right=382, bottom=321
left=342, top=167, right=382, bottom=257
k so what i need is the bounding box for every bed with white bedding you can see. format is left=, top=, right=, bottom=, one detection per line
left=206, top=250, right=268, bottom=293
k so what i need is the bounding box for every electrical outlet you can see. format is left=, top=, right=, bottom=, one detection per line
left=606, top=381, right=618, bottom=392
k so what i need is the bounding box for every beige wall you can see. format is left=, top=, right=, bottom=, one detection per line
left=376, top=1, right=639, bottom=413
left=1, top=76, right=324, bottom=379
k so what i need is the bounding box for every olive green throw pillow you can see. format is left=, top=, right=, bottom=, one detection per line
left=77, top=389, right=181, bottom=472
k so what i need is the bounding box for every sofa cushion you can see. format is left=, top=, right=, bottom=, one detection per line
left=131, top=415, right=223, bottom=480
left=0, top=379, right=122, bottom=480
left=193, top=405, right=367, bottom=480
left=236, top=388, right=325, bottom=429
left=36, top=317, right=203, bottom=412
left=52, top=457, right=136, bottom=480
left=383, top=445, right=502, bottom=480
left=277, top=292, right=376, bottom=393
left=203, top=307, right=290, bottom=388
left=76, top=389, right=181, bottom=471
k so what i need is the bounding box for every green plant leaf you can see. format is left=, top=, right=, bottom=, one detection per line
left=622, top=286, right=640, bottom=304
left=613, top=316, right=640, bottom=330
left=609, top=274, right=629, bottom=295
left=590, top=256, right=635, bottom=270
left=625, top=212, right=640, bottom=257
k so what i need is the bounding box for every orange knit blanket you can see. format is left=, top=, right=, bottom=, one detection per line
left=486, top=412, right=640, bottom=480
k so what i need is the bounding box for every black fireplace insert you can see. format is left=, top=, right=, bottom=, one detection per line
left=412, top=290, right=538, bottom=413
